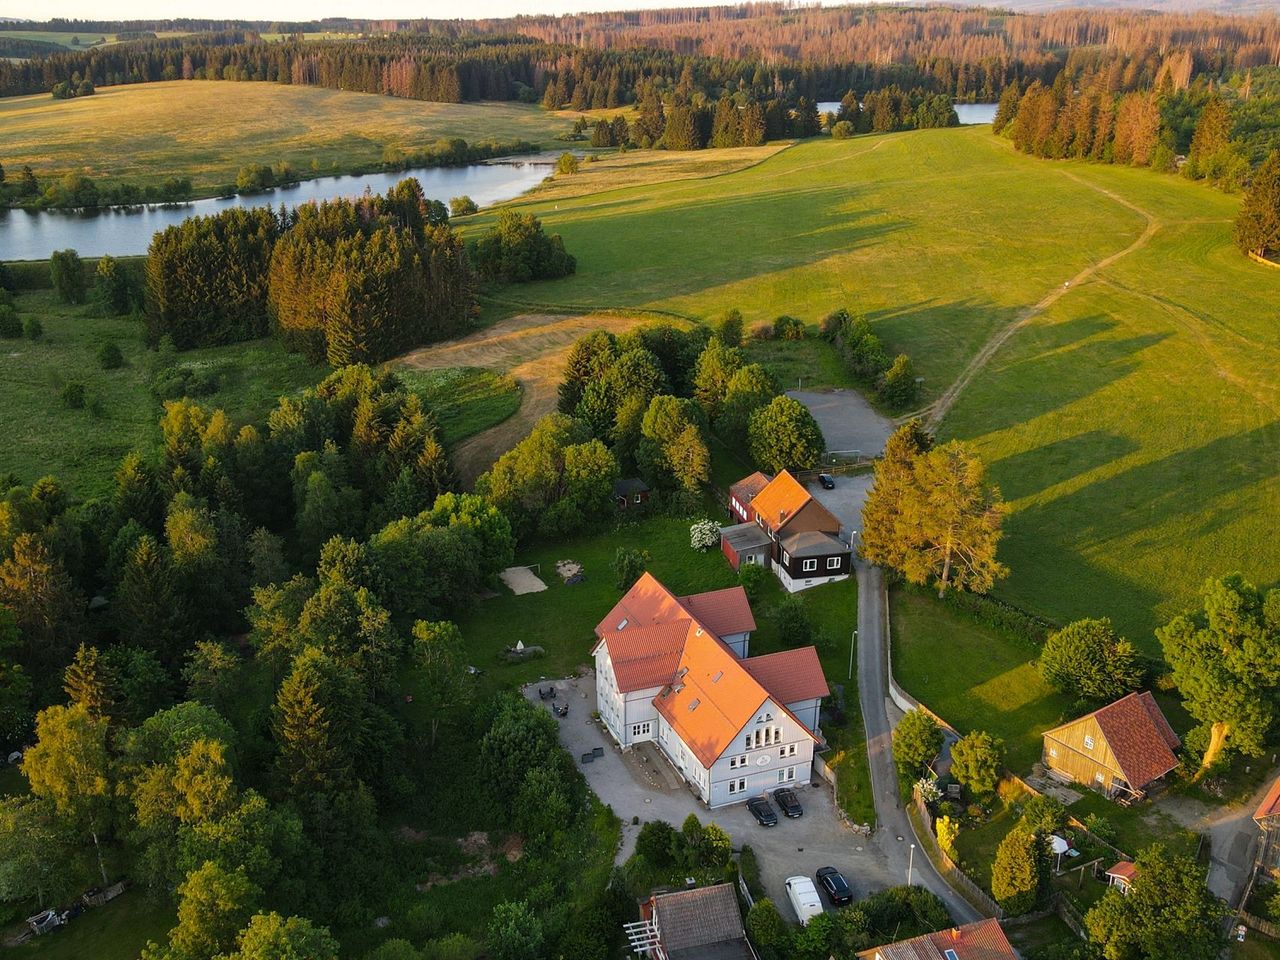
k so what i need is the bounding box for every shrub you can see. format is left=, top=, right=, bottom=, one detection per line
left=951, top=731, right=1004, bottom=798
left=749, top=322, right=774, bottom=341
left=714, top=308, right=744, bottom=347
left=831, top=120, right=856, bottom=139
left=0, top=305, right=20, bottom=338
left=771, top=594, right=815, bottom=648
left=23, top=317, right=42, bottom=340
left=98, top=342, right=124, bottom=369
left=991, top=827, right=1047, bottom=916
left=893, top=709, right=942, bottom=780
left=149, top=363, right=223, bottom=400
left=1083, top=813, right=1117, bottom=846
left=936, top=814, right=960, bottom=856
left=449, top=195, right=478, bottom=216
left=61, top=381, right=86, bottom=409
left=738, top=563, right=768, bottom=603
left=739, top=845, right=765, bottom=899
left=612, top=546, right=650, bottom=591
left=744, top=899, right=791, bottom=959
left=556, top=152, right=580, bottom=175
left=1019, top=794, right=1066, bottom=835
left=772, top=315, right=806, bottom=340
left=690, top=519, right=720, bottom=551
left=820, top=307, right=850, bottom=340
left=635, top=820, right=677, bottom=867
left=472, top=210, right=576, bottom=283
left=878, top=353, right=919, bottom=408
left=0, top=262, right=13, bottom=292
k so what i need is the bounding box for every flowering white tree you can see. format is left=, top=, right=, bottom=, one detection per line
left=690, top=519, right=720, bottom=552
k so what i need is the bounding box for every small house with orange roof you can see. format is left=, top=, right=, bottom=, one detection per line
left=1041, top=692, right=1180, bottom=801
left=1251, top=775, right=1280, bottom=877
left=592, top=572, right=829, bottom=807
left=720, top=469, right=850, bottom=592
left=856, top=918, right=1018, bottom=960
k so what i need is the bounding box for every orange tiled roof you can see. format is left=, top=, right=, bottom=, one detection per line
left=729, top=471, right=772, bottom=504
left=749, top=470, right=813, bottom=532
left=594, top=572, right=692, bottom=637
left=602, top=620, right=697, bottom=693
left=678, top=586, right=757, bottom=638
left=1255, top=776, right=1280, bottom=822
left=742, top=648, right=829, bottom=705
left=857, top=918, right=1017, bottom=960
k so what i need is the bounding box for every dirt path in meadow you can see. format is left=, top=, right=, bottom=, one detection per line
left=395, top=311, right=663, bottom=484
left=911, top=172, right=1163, bottom=433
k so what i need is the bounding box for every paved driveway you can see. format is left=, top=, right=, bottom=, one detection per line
left=524, top=673, right=899, bottom=921
left=787, top=389, right=893, bottom=459
left=805, top=472, right=873, bottom=543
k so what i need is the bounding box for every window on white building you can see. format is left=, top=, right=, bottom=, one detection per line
left=728, top=778, right=746, bottom=795
left=631, top=722, right=651, bottom=739
left=778, top=744, right=796, bottom=758
left=777, top=766, right=796, bottom=783
left=802, top=558, right=818, bottom=572
left=827, top=556, right=842, bottom=570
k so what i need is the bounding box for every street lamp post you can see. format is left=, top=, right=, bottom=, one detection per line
left=908, top=843, right=916, bottom=885
left=848, top=628, right=856, bottom=681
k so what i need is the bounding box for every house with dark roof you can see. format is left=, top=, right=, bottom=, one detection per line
left=1251, top=775, right=1280, bottom=878
left=592, top=572, right=828, bottom=807
left=720, top=470, right=850, bottom=592
left=855, top=918, right=1018, bottom=960
left=1041, top=692, right=1180, bottom=800
left=626, top=883, right=756, bottom=960
left=613, top=477, right=652, bottom=510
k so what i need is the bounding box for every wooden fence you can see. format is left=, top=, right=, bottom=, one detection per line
left=1240, top=910, right=1280, bottom=940
left=912, top=788, right=1004, bottom=919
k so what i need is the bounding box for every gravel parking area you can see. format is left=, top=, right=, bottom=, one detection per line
left=524, top=672, right=899, bottom=922
left=787, top=389, right=893, bottom=459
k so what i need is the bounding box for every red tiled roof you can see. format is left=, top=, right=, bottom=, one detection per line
left=1106, top=861, right=1137, bottom=882
left=749, top=470, right=813, bottom=533
left=729, top=471, right=772, bottom=505
left=742, top=648, right=829, bottom=705
left=603, top=621, right=696, bottom=693
left=1092, top=692, right=1180, bottom=791
left=678, top=586, right=757, bottom=638
left=857, top=918, right=1017, bottom=960
left=1255, top=776, right=1280, bottom=822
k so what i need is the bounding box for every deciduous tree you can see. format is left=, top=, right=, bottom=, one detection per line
left=950, top=730, right=1003, bottom=798
left=892, top=708, right=942, bottom=780
left=991, top=826, right=1047, bottom=916
left=747, top=395, right=824, bottom=474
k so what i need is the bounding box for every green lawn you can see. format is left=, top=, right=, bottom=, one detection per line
left=7, top=887, right=173, bottom=960
left=0, top=81, right=578, bottom=197
left=0, top=291, right=321, bottom=497
left=890, top=587, right=1075, bottom=771
left=397, top=367, right=521, bottom=447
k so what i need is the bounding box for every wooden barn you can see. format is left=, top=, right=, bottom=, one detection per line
left=1041, top=692, right=1179, bottom=801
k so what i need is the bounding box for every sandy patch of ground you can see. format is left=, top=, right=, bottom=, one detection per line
left=395, top=311, right=676, bottom=483
left=500, top=565, right=548, bottom=595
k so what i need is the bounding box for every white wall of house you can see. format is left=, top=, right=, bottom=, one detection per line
left=594, top=645, right=626, bottom=745
left=774, top=561, right=850, bottom=594
left=704, top=697, right=814, bottom=807
left=622, top=687, right=662, bottom=745
left=785, top=697, right=822, bottom=735
left=720, top=631, right=751, bottom=658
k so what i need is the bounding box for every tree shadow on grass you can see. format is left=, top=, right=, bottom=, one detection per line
left=992, top=430, right=1140, bottom=503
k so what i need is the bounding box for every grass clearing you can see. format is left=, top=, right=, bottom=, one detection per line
left=6, top=887, right=174, bottom=960
left=398, top=367, right=521, bottom=447
left=0, top=82, right=577, bottom=195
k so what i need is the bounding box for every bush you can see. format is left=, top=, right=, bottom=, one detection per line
left=991, top=827, right=1047, bottom=916
left=749, top=322, right=774, bottom=341
left=612, top=546, right=650, bottom=591
left=892, top=709, right=943, bottom=780
left=449, top=195, right=478, bottom=217
left=690, top=519, right=720, bottom=551
left=951, top=731, right=1004, bottom=798
left=1019, top=794, right=1066, bottom=835
left=936, top=814, right=960, bottom=856
left=820, top=307, right=850, bottom=340
left=149, top=362, right=223, bottom=400
left=714, top=308, right=744, bottom=347
left=97, top=342, right=124, bottom=369
left=739, top=845, right=765, bottom=899
left=556, top=152, right=580, bottom=175
left=738, top=562, right=768, bottom=603
left=23, top=317, right=42, bottom=340
left=472, top=210, right=576, bottom=283
left=60, top=381, right=86, bottom=409
left=771, top=594, right=815, bottom=648
left=635, top=820, right=677, bottom=867
left=1083, top=813, right=1117, bottom=846
left=831, top=120, right=856, bottom=139
left=772, top=315, right=806, bottom=340
left=0, top=305, right=20, bottom=338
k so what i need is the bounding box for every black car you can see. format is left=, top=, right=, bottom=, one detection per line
left=746, top=796, right=778, bottom=827
left=816, top=866, right=853, bottom=906
left=818, top=473, right=836, bottom=489
left=772, top=787, right=803, bottom=818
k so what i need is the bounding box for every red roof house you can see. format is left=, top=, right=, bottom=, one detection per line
left=1042, top=692, right=1180, bottom=799
left=856, top=918, right=1018, bottom=960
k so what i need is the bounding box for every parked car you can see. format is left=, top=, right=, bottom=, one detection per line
left=816, top=866, right=853, bottom=906
left=818, top=473, right=836, bottom=489
left=772, top=787, right=803, bottom=818
left=785, top=875, right=824, bottom=925
left=746, top=796, right=778, bottom=827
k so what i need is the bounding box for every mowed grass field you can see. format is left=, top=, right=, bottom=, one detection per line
left=0, top=81, right=579, bottom=194
left=481, top=126, right=1279, bottom=646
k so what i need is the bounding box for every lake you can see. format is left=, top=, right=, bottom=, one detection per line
left=816, top=102, right=997, bottom=126
left=0, top=159, right=555, bottom=262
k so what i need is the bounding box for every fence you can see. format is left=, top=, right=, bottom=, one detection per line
left=912, top=787, right=1004, bottom=919
left=1240, top=910, right=1280, bottom=940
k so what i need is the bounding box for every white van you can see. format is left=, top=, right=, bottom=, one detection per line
left=784, top=875, right=824, bottom=926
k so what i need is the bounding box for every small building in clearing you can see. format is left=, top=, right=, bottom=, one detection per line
left=613, top=477, right=651, bottom=510
left=1041, top=691, right=1179, bottom=801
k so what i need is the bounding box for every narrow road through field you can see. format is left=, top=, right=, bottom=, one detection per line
left=913, top=172, right=1162, bottom=433
left=856, top=562, right=983, bottom=924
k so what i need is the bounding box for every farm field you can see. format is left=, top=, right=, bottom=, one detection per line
left=480, top=125, right=1279, bottom=643
left=0, top=82, right=579, bottom=195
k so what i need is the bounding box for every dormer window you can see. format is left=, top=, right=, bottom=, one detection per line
left=688, top=699, right=700, bottom=712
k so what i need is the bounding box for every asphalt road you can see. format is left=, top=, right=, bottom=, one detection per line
left=856, top=562, right=982, bottom=925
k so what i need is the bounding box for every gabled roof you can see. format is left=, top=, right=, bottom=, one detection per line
left=779, top=529, right=848, bottom=558
left=613, top=477, right=650, bottom=497
left=1106, top=861, right=1138, bottom=882
left=678, top=586, right=757, bottom=637
left=742, top=648, right=830, bottom=705
left=729, top=471, right=772, bottom=505
left=749, top=470, right=814, bottom=532
left=856, top=918, right=1017, bottom=960
left=595, top=572, right=691, bottom=637
left=1255, top=776, right=1280, bottom=822
left=650, top=883, right=750, bottom=958
left=1045, top=691, right=1179, bottom=791
left=655, top=629, right=773, bottom=769
left=601, top=620, right=696, bottom=693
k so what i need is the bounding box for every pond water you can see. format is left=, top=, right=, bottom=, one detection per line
left=816, top=101, right=997, bottom=126
left=0, top=159, right=555, bottom=262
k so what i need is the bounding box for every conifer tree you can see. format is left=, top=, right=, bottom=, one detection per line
left=1236, top=150, right=1280, bottom=258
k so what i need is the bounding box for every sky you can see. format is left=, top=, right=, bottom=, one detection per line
left=0, top=0, right=742, bottom=22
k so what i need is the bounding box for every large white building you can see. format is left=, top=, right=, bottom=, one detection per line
left=592, top=573, right=828, bottom=808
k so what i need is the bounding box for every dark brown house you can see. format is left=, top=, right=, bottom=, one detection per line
left=613, top=477, right=651, bottom=510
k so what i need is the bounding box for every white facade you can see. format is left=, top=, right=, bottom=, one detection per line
left=594, top=645, right=662, bottom=748
left=719, top=631, right=750, bottom=658
left=773, top=559, right=850, bottom=594
left=655, top=696, right=816, bottom=808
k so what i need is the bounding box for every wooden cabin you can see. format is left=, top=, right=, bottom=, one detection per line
left=1041, top=692, right=1179, bottom=801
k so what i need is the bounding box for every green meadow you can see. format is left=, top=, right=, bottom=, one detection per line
left=484, top=126, right=1280, bottom=647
